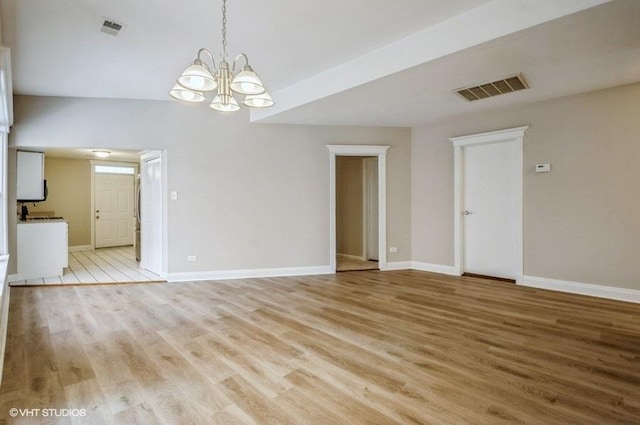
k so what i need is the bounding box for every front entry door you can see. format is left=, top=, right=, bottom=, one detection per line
left=95, top=173, right=134, bottom=248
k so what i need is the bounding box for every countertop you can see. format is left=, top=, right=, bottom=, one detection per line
left=18, top=218, right=67, bottom=224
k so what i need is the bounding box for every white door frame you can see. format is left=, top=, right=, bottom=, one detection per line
left=362, top=157, right=378, bottom=261
left=450, top=126, right=528, bottom=282
left=89, top=160, right=139, bottom=250
left=0, top=132, right=7, bottom=255
left=328, top=145, right=389, bottom=273
left=140, top=150, right=168, bottom=279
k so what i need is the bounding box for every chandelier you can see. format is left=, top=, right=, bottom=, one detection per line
left=169, top=0, right=274, bottom=112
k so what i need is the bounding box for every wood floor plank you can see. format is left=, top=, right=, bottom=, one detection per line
left=49, top=329, right=96, bottom=387
left=83, top=339, right=146, bottom=415
left=2, top=270, right=640, bottom=424
left=112, top=402, right=164, bottom=425
left=64, top=378, right=111, bottom=425
left=219, top=375, right=297, bottom=425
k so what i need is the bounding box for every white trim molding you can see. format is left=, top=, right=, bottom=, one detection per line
left=0, top=254, right=10, bottom=386
left=0, top=47, right=13, bottom=133
left=520, top=275, right=640, bottom=304
left=450, top=126, right=528, bottom=280
left=327, top=145, right=390, bottom=273
left=168, top=265, right=332, bottom=283
left=411, top=261, right=458, bottom=276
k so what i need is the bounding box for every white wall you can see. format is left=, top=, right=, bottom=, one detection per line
left=412, top=83, right=640, bottom=290
left=10, top=96, right=412, bottom=275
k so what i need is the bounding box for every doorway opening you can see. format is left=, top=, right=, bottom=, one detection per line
left=335, top=156, right=379, bottom=272
left=10, top=147, right=166, bottom=285
left=328, top=145, right=389, bottom=273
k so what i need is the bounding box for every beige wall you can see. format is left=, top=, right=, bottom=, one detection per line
left=412, top=82, right=640, bottom=290
left=20, top=156, right=91, bottom=247
left=8, top=95, right=412, bottom=274
left=336, top=157, right=363, bottom=257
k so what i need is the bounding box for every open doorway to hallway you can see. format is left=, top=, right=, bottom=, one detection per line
left=336, top=156, right=379, bottom=272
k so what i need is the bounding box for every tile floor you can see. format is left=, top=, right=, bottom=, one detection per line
left=11, top=246, right=162, bottom=285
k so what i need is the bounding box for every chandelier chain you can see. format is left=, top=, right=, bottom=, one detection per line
left=222, top=0, right=228, bottom=59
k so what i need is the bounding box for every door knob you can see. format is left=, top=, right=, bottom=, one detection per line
left=464, top=210, right=473, bottom=215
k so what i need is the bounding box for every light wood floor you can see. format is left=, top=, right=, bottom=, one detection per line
left=336, top=255, right=379, bottom=272
left=11, top=247, right=162, bottom=286
left=1, top=270, right=640, bottom=424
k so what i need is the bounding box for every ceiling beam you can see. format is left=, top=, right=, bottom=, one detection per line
left=251, top=0, right=611, bottom=123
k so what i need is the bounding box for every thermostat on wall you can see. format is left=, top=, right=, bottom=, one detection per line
left=536, top=163, right=551, bottom=173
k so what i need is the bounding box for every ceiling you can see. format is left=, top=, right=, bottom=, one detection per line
left=2, top=0, right=639, bottom=128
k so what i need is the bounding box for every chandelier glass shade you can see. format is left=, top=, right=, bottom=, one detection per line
left=169, top=84, right=205, bottom=103
left=170, top=0, right=273, bottom=113
left=243, top=91, right=274, bottom=108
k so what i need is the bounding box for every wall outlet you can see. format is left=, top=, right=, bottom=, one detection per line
left=171, top=191, right=178, bottom=200
left=535, top=163, right=551, bottom=173
left=389, top=247, right=398, bottom=253
left=187, top=255, right=197, bottom=262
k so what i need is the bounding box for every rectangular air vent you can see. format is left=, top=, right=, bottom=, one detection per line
left=455, top=73, right=529, bottom=102
left=99, top=19, right=126, bottom=36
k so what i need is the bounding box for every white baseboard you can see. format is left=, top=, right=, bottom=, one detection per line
left=0, top=255, right=10, bottom=387
left=167, top=265, right=332, bottom=283
left=384, top=261, right=412, bottom=270
left=163, top=262, right=639, bottom=304
left=520, top=275, right=640, bottom=304
left=68, top=245, right=93, bottom=253
left=411, top=261, right=459, bottom=276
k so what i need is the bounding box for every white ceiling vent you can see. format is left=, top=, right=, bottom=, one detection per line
left=99, top=18, right=126, bottom=36
left=455, top=73, right=529, bottom=102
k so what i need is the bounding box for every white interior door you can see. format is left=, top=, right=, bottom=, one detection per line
left=463, top=141, right=519, bottom=279
left=140, top=154, right=163, bottom=275
left=95, top=173, right=134, bottom=248
left=364, top=157, right=379, bottom=261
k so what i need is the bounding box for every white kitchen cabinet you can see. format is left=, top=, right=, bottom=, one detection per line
left=17, top=151, right=45, bottom=201
left=16, top=221, right=68, bottom=281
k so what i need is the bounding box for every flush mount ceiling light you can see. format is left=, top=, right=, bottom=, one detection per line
left=93, top=150, right=111, bottom=158
left=169, top=0, right=274, bottom=112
